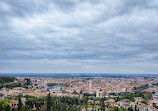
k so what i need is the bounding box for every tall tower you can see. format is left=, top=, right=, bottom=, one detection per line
left=89, top=79, right=92, bottom=89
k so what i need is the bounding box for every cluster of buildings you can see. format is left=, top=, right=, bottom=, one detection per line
left=1, top=76, right=158, bottom=110
left=85, top=98, right=157, bottom=111
left=62, top=77, right=158, bottom=98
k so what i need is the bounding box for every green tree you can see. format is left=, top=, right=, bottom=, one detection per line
left=72, top=90, right=78, bottom=94
left=85, top=104, right=88, bottom=111
left=12, top=108, right=16, bottom=111
left=128, top=107, right=134, bottom=111
left=80, top=89, right=83, bottom=94
left=2, top=104, right=11, bottom=111
left=46, top=91, right=51, bottom=111
left=18, top=96, right=22, bottom=111
left=25, top=100, right=33, bottom=108
left=101, top=99, right=105, bottom=111
left=135, top=105, right=137, bottom=111
left=144, top=92, right=152, bottom=100
left=22, top=105, right=32, bottom=111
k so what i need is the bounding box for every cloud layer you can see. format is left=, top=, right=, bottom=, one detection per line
left=0, top=0, right=158, bottom=73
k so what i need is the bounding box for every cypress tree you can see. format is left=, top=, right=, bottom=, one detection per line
left=18, top=96, right=22, bottom=111
left=46, top=91, right=51, bottom=111
left=12, top=108, right=15, bottom=111
left=135, top=105, right=137, bottom=111
left=101, top=99, right=105, bottom=111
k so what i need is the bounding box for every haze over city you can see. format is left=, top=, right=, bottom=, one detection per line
left=0, top=0, right=158, bottom=73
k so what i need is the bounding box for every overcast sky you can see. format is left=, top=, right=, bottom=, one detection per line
left=0, top=0, right=158, bottom=73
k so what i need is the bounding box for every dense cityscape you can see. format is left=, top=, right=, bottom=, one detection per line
left=0, top=74, right=158, bottom=111
left=1, top=0, right=158, bottom=111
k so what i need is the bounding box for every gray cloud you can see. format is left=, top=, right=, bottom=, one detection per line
left=0, top=0, right=158, bottom=73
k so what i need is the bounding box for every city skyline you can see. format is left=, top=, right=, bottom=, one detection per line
left=0, top=0, right=158, bottom=73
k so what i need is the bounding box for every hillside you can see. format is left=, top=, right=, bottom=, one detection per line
left=0, top=76, right=16, bottom=83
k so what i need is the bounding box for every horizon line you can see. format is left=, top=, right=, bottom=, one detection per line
left=1, top=73, right=158, bottom=75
